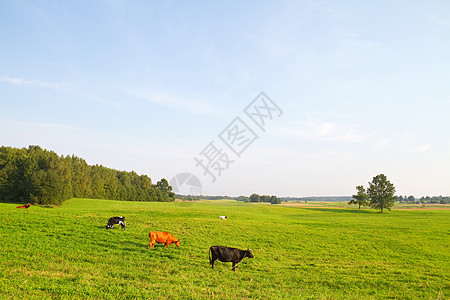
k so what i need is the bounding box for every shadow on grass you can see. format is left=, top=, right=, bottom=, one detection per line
left=145, top=245, right=180, bottom=259
left=0, top=199, right=24, bottom=204
left=124, top=240, right=149, bottom=250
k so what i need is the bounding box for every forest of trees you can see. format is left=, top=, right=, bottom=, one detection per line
left=0, top=146, right=175, bottom=205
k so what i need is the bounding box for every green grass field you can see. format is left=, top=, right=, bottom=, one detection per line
left=0, top=199, right=448, bottom=299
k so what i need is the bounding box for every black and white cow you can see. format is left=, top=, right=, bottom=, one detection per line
left=106, top=216, right=126, bottom=230
left=209, top=246, right=253, bottom=271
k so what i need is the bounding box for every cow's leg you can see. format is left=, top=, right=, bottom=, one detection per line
left=209, top=249, right=218, bottom=269
left=119, top=221, right=125, bottom=230
left=232, top=262, right=236, bottom=271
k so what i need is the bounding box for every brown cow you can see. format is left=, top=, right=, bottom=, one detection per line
left=16, top=203, right=31, bottom=209
left=148, top=231, right=181, bottom=249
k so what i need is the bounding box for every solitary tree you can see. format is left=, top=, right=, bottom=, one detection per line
left=349, top=185, right=368, bottom=209
left=407, top=195, right=416, bottom=204
left=250, top=193, right=260, bottom=202
left=367, top=174, right=396, bottom=213
left=270, top=195, right=281, bottom=204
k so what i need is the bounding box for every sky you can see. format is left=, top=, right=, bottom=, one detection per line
left=1, top=0, right=449, bottom=197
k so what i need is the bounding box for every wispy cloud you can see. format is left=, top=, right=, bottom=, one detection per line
left=275, top=120, right=372, bottom=143
left=1, top=75, right=124, bottom=108
left=374, top=138, right=388, bottom=149
left=411, top=144, right=431, bottom=153
left=372, top=136, right=431, bottom=154
left=0, top=118, right=92, bottom=134
left=126, top=89, right=223, bottom=116
left=0, top=76, right=66, bottom=89
left=428, top=16, right=450, bottom=28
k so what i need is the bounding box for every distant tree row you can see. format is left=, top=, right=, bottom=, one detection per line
left=396, top=195, right=417, bottom=204
left=248, top=193, right=281, bottom=204
left=281, top=196, right=352, bottom=202
left=0, top=146, right=175, bottom=205
left=396, top=195, right=450, bottom=204
left=176, top=194, right=249, bottom=201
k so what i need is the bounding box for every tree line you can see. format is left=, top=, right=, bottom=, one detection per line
left=176, top=194, right=281, bottom=204
left=281, top=196, right=352, bottom=202
left=248, top=193, right=281, bottom=204
left=0, top=146, right=175, bottom=205
left=176, top=194, right=249, bottom=201
left=397, top=195, right=450, bottom=204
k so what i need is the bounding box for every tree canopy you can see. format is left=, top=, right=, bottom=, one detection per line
left=367, top=174, right=396, bottom=213
left=0, top=145, right=174, bottom=205
left=349, top=185, right=369, bottom=209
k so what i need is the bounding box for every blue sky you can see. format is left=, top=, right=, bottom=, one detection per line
left=1, top=0, right=449, bottom=197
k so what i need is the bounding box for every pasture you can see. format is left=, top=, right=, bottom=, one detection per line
left=0, top=199, right=448, bottom=299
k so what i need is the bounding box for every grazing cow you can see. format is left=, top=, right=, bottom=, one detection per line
left=209, top=246, right=254, bottom=271
left=106, top=216, right=126, bottom=230
left=16, top=203, right=31, bottom=209
left=148, top=231, right=181, bottom=249
left=219, top=216, right=228, bottom=220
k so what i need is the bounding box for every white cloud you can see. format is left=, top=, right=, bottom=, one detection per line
left=0, top=76, right=24, bottom=84
left=0, top=76, right=65, bottom=89
left=428, top=16, right=450, bottom=28
left=410, top=144, right=431, bottom=153
left=0, top=119, right=92, bottom=137
left=372, top=136, right=432, bottom=154
left=126, top=89, right=223, bottom=116
left=374, top=138, right=388, bottom=149
left=275, top=120, right=371, bottom=143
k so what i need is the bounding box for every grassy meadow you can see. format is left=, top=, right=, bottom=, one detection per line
left=0, top=199, right=448, bottom=299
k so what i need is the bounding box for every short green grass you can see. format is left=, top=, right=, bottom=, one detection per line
left=0, top=199, right=448, bottom=299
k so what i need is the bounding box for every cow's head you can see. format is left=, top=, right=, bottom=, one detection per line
left=176, top=239, right=181, bottom=247
left=246, top=249, right=254, bottom=258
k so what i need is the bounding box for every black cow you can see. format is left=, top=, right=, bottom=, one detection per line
left=209, top=246, right=254, bottom=271
left=106, top=216, right=126, bottom=230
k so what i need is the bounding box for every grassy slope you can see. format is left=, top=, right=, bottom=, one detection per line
left=0, top=199, right=448, bottom=299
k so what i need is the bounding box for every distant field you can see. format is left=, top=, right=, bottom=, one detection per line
left=1, top=199, right=448, bottom=299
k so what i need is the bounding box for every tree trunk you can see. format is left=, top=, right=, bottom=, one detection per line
left=358, top=203, right=361, bottom=209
